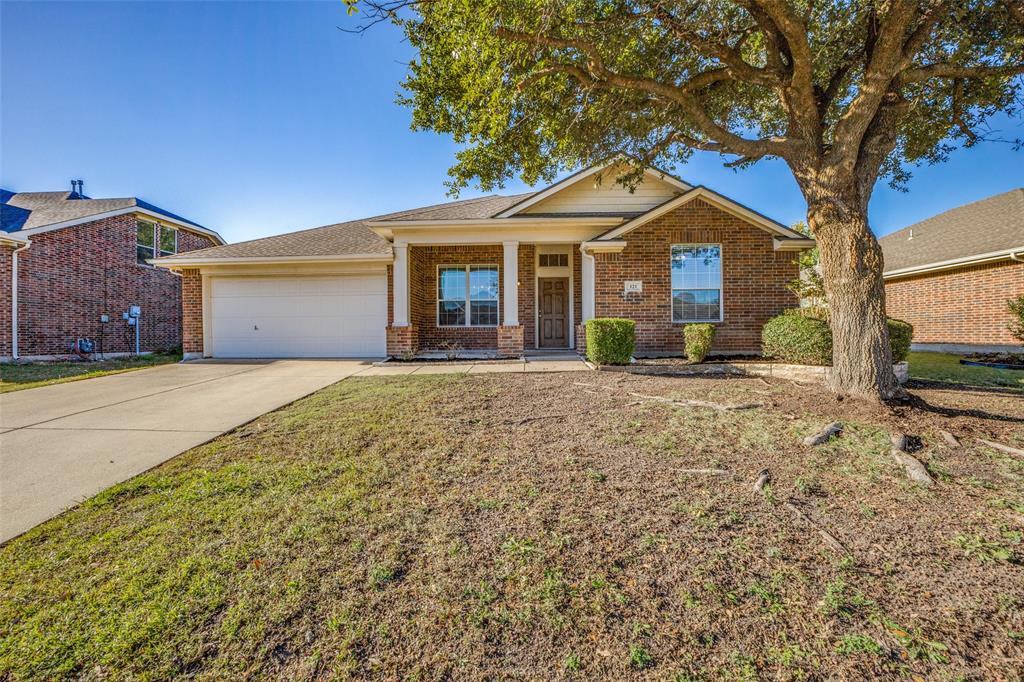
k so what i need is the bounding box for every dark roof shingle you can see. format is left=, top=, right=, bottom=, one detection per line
left=880, top=188, right=1024, bottom=272
left=1, top=189, right=208, bottom=233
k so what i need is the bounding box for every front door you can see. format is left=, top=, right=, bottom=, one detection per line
left=538, top=278, right=569, bottom=348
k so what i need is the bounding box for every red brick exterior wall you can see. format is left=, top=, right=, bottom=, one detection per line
left=518, top=245, right=536, bottom=350
left=181, top=268, right=204, bottom=355
left=885, top=259, right=1023, bottom=346
left=8, top=215, right=215, bottom=358
left=0, top=245, right=13, bottom=358
left=410, top=245, right=506, bottom=350
left=593, top=199, right=799, bottom=354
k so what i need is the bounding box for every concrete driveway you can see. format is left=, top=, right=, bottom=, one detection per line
left=0, top=359, right=372, bottom=542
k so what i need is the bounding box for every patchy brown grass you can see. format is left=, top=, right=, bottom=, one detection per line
left=1, top=372, right=1022, bottom=680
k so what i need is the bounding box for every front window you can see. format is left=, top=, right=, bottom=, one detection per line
left=136, top=220, right=156, bottom=264
left=671, top=244, right=722, bottom=322
left=159, top=227, right=177, bottom=257
left=438, top=265, right=499, bottom=327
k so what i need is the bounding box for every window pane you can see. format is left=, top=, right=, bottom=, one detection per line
left=137, top=245, right=155, bottom=264
left=438, top=268, right=466, bottom=301
left=136, top=221, right=155, bottom=247
left=470, top=300, right=498, bottom=326
left=672, top=245, right=721, bottom=290
left=558, top=254, right=568, bottom=266
left=438, top=300, right=466, bottom=326
left=159, top=227, right=177, bottom=255
left=673, top=289, right=721, bottom=322
left=469, top=266, right=498, bottom=301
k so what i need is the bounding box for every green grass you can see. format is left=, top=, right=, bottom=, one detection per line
left=907, top=351, right=1023, bottom=390
left=0, top=352, right=180, bottom=393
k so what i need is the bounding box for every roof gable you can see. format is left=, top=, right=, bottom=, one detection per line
left=494, top=162, right=691, bottom=218
left=596, top=186, right=808, bottom=243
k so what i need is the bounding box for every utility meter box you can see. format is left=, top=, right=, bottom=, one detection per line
left=127, top=317, right=137, bottom=326
left=129, top=305, right=141, bottom=318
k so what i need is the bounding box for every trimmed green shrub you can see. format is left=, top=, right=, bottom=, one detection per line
left=683, top=323, right=715, bottom=363
left=763, top=308, right=914, bottom=365
left=585, top=318, right=635, bottom=365
left=762, top=313, right=833, bottom=365
left=887, top=319, right=913, bottom=363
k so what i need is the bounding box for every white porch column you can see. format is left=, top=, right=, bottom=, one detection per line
left=502, top=241, right=519, bottom=325
left=581, top=248, right=596, bottom=322
left=392, top=243, right=410, bottom=326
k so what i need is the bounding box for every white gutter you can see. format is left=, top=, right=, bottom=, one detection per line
left=580, top=240, right=627, bottom=254
left=10, top=239, right=31, bottom=360
left=149, top=253, right=394, bottom=268
left=883, top=246, right=1024, bottom=279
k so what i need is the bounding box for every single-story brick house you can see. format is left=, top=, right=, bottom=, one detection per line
left=881, top=188, right=1023, bottom=353
left=153, top=163, right=813, bottom=359
left=1, top=184, right=223, bottom=361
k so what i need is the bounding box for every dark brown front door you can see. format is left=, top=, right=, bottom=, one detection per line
left=538, top=278, right=569, bottom=348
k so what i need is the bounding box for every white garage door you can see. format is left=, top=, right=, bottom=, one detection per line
left=210, top=275, right=387, bottom=357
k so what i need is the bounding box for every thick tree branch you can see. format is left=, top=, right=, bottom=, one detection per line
left=902, top=62, right=1024, bottom=82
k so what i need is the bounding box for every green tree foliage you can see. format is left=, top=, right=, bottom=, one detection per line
left=1008, top=295, right=1024, bottom=344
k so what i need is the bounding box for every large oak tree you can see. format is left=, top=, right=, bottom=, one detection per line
left=345, top=0, right=1024, bottom=400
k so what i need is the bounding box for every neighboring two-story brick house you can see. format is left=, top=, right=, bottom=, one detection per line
left=881, top=188, right=1024, bottom=353
left=153, top=162, right=813, bottom=360
left=1, top=185, right=223, bottom=361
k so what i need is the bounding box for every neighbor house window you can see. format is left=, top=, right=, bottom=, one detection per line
left=159, top=226, right=177, bottom=257
left=671, top=244, right=722, bottom=322
left=136, top=220, right=157, bottom=264
left=437, top=265, right=499, bottom=327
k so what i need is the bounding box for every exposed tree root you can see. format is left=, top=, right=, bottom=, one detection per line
left=803, top=422, right=843, bottom=446
left=753, top=468, right=772, bottom=492
left=890, top=433, right=934, bottom=487
left=784, top=500, right=850, bottom=556
left=939, top=430, right=961, bottom=448
left=978, top=438, right=1024, bottom=458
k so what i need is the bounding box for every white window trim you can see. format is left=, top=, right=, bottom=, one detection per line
left=436, top=264, right=501, bottom=328
left=670, top=243, right=724, bottom=324
left=159, top=226, right=178, bottom=257
left=136, top=219, right=157, bottom=266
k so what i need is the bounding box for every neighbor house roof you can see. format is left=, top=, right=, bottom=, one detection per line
left=0, top=188, right=223, bottom=243
left=880, top=188, right=1024, bottom=276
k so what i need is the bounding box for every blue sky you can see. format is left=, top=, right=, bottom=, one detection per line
left=2, top=1, right=1022, bottom=244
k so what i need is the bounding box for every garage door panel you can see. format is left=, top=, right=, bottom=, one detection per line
left=210, top=275, right=387, bottom=358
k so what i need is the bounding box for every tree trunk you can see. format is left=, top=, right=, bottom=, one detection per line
left=802, top=180, right=900, bottom=402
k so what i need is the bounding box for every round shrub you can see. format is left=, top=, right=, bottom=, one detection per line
left=763, top=309, right=915, bottom=365
left=683, top=323, right=715, bottom=363
left=585, top=318, right=635, bottom=366
left=887, top=318, right=913, bottom=363
left=762, top=313, right=833, bottom=365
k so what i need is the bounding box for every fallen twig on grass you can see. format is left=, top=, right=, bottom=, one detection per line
left=628, top=392, right=763, bottom=412
left=939, top=430, right=961, bottom=448
left=573, top=381, right=615, bottom=392
left=784, top=500, right=850, bottom=556
left=678, top=468, right=730, bottom=475
left=753, top=469, right=771, bottom=492
left=803, top=422, right=842, bottom=446
left=978, top=438, right=1024, bottom=458
left=890, top=433, right=934, bottom=487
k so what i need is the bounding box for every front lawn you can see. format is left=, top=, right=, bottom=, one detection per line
left=0, top=352, right=180, bottom=393
left=1, top=373, right=1022, bottom=680
left=908, top=351, right=1024, bottom=390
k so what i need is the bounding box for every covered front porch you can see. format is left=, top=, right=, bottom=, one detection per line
left=386, top=240, right=597, bottom=358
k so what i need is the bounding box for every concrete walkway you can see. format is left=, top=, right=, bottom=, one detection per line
left=0, top=354, right=589, bottom=542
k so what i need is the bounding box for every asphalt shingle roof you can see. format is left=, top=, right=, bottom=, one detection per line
left=167, top=194, right=539, bottom=261
left=0, top=189, right=207, bottom=233
left=879, top=188, right=1024, bottom=272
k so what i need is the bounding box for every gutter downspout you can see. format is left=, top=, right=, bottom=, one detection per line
left=10, top=240, right=31, bottom=360
left=1011, top=251, right=1024, bottom=263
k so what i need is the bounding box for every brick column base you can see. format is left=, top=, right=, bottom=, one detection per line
left=387, top=325, right=419, bottom=357
left=181, top=269, right=204, bottom=358
left=497, top=325, right=524, bottom=358
left=575, top=324, right=587, bottom=355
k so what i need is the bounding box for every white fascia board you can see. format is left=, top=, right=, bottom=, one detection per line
left=369, top=218, right=623, bottom=242
left=150, top=253, right=394, bottom=268
left=0, top=234, right=30, bottom=247
left=598, top=187, right=802, bottom=241
left=882, top=247, right=1024, bottom=279
left=580, top=240, right=627, bottom=254
left=14, top=207, right=225, bottom=244
left=493, top=161, right=692, bottom=218
left=388, top=225, right=613, bottom=246
left=773, top=237, right=817, bottom=251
